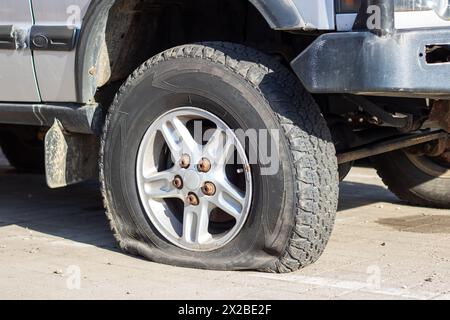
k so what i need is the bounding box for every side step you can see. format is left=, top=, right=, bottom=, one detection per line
left=0, top=103, right=104, bottom=135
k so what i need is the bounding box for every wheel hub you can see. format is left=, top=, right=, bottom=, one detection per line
left=183, top=170, right=202, bottom=191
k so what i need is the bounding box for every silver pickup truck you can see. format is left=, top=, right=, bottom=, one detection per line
left=0, top=0, right=449, bottom=272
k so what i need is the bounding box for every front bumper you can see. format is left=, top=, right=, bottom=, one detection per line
left=292, top=28, right=450, bottom=98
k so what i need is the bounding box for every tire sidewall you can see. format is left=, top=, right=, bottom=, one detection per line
left=373, top=150, right=450, bottom=208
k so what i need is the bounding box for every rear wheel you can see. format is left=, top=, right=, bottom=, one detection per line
left=0, top=126, right=45, bottom=173
left=372, top=147, right=450, bottom=209
left=100, top=43, right=339, bottom=272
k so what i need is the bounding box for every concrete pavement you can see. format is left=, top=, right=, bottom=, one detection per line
left=1, top=152, right=450, bottom=300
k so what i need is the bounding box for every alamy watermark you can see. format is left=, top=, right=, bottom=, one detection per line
left=66, top=5, right=82, bottom=29
left=177, top=121, right=281, bottom=176
left=66, top=265, right=82, bottom=290
left=366, top=265, right=382, bottom=290
left=366, top=5, right=383, bottom=31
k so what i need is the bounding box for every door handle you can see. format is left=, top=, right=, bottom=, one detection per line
left=30, top=26, right=78, bottom=51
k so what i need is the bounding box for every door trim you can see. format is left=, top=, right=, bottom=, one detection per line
left=30, top=25, right=78, bottom=51
left=0, top=25, right=78, bottom=52
left=0, top=25, right=15, bottom=49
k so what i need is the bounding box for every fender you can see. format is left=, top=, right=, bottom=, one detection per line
left=75, top=0, right=335, bottom=104
left=75, top=0, right=115, bottom=103
left=248, top=0, right=335, bottom=30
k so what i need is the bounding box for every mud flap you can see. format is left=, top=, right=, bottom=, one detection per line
left=45, top=119, right=99, bottom=189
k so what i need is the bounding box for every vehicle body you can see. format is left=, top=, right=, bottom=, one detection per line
left=0, top=0, right=449, bottom=272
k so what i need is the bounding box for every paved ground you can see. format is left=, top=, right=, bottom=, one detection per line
left=1, top=151, right=450, bottom=300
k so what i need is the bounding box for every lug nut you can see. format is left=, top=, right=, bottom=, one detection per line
left=187, top=193, right=199, bottom=206
left=173, top=176, right=183, bottom=189
left=198, top=158, right=211, bottom=173
left=180, top=154, right=191, bottom=169
left=202, top=182, right=216, bottom=196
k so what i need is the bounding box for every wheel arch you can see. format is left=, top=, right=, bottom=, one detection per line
left=75, top=0, right=115, bottom=103
left=75, top=0, right=333, bottom=104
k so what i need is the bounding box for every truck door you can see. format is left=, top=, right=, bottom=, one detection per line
left=31, top=0, right=91, bottom=102
left=0, top=0, right=40, bottom=102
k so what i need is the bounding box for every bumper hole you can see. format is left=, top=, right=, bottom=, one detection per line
left=425, top=45, right=450, bottom=64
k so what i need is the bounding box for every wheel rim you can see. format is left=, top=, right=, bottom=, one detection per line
left=136, top=107, right=253, bottom=251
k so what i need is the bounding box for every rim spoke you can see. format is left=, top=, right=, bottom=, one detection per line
left=160, top=116, right=198, bottom=158
left=203, top=129, right=225, bottom=159
left=146, top=188, right=180, bottom=200
left=204, top=129, right=236, bottom=166
left=160, top=123, right=182, bottom=158
left=144, top=169, right=182, bottom=200
left=144, top=170, right=174, bottom=183
left=213, top=179, right=245, bottom=219
left=219, top=136, right=236, bottom=166
left=182, top=202, right=211, bottom=244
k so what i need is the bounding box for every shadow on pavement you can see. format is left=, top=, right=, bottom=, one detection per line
left=338, top=180, right=401, bottom=211
left=0, top=166, right=117, bottom=251
left=0, top=163, right=405, bottom=250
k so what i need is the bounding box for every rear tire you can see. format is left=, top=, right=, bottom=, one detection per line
left=372, top=149, right=450, bottom=209
left=0, top=126, right=45, bottom=173
left=100, top=42, right=339, bottom=272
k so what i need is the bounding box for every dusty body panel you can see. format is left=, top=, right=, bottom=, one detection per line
left=248, top=0, right=335, bottom=30
left=31, top=0, right=91, bottom=102
left=0, top=0, right=40, bottom=102
left=0, top=0, right=339, bottom=104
